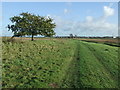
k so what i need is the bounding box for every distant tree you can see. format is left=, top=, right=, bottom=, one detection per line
left=69, top=34, right=73, bottom=38
left=75, top=35, right=77, bottom=38
left=7, top=12, right=56, bottom=41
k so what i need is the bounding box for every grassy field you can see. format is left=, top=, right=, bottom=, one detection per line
left=2, top=37, right=119, bottom=88
left=78, top=38, right=120, bottom=47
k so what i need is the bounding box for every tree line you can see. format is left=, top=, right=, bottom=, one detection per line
left=7, top=12, right=56, bottom=41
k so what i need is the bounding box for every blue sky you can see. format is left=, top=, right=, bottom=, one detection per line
left=2, top=2, right=118, bottom=36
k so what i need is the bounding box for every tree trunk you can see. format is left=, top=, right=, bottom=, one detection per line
left=20, top=36, right=22, bottom=41
left=31, top=34, right=34, bottom=41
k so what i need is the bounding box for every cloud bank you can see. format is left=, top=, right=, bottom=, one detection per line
left=51, top=5, right=118, bottom=36
left=104, top=6, right=114, bottom=17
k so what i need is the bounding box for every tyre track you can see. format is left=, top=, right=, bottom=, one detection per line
left=60, top=41, right=83, bottom=88
left=82, top=42, right=118, bottom=82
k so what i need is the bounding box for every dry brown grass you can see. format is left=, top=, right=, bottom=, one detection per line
left=77, top=38, right=119, bottom=44
left=2, top=37, right=119, bottom=44
left=2, top=37, right=69, bottom=43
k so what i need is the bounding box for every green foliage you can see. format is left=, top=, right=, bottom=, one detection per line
left=7, top=12, right=56, bottom=40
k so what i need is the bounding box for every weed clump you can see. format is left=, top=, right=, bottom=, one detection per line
left=105, top=49, right=109, bottom=51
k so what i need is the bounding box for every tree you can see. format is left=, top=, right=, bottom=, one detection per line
left=7, top=12, right=56, bottom=41
left=40, top=16, right=56, bottom=37
left=75, top=35, right=77, bottom=38
left=69, top=34, right=73, bottom=38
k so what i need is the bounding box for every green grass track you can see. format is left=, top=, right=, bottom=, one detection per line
left=2, top=39, right=119, bottom=88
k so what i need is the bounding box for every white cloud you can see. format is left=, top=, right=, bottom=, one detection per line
left=104, top=6, right=114, bottom=17
left=86, top=16, right=93, bottom=22
left=52, top=15, right=117, bottom=36
left=50, top=5, right=117, bottom=36
left=64, top=9, right=70, bottom=14
left=79, top=18, right=117, bottom=34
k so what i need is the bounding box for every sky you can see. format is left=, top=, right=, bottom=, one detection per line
left=2, top=2, right=118, bottom=36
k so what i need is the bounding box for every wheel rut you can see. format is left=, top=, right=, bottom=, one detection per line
left=83, top=43, right=118, bottom=82
left=60, top=41, right=83, bottom=88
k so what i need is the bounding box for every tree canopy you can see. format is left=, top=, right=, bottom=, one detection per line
left=8, top=12, right=56, bottom=41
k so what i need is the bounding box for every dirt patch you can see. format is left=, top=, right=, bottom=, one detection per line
left=49, top=83, right=59, bottom=88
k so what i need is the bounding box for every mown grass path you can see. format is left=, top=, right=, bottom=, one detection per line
left=78, top=41, right=118, bottom=88
left=60, top=41, right=82, bottom=88
left=84, top=43, right=118, bottom=81
left=61, top=40, right=118, bottom=88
